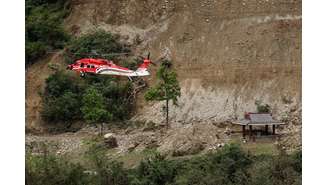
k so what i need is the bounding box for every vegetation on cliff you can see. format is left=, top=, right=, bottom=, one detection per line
left=40, top=29, right=135, bottom=127
left=41, top=70, right=134, bottom=126
left=26, top=0, right=71, bottom=66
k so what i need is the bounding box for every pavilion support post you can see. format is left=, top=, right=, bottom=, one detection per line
left=249, top=125, right=253, bottom=140
left=272, top=125, right=276, bottom=135
left=265, top=125, right=269, bottom=135
left=242, top=125, right=246, bottom=138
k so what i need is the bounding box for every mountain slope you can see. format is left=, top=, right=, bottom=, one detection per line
left=65, top=0, right=301, bottom=123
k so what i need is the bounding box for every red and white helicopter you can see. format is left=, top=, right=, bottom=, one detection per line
left=66, top=53, right=156, bottom=80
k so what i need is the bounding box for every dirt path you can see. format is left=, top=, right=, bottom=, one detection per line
left=25, top=131, right=92, bottom=155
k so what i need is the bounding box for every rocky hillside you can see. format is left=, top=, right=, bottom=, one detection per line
left=26, top=0, right=301, bottom=129
left=63, top=0, right=301, bottom=124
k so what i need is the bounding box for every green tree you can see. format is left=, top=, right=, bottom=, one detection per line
left=41, top=71, right=134, bottom=125
left=268, top=152, right=301, bottom=185
left=81, top=87, right=112, bottom=133
left=25, top=0, right=71, bottom=65
left=131, top=153, right=178, bottom=185
left=211, top=144, right=252, bottom=185
left=84, top=141, right=130, bottom=185
left=26, top=149, right=90, bottom=185
left=41, top=71, right=85, bottom=125
left=65, top=30, right=130, bottom=64
left=42, top=91, right=81, bottom=123
left=145, top=60, right=181, bottom=128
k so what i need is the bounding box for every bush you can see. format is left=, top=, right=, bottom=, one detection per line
left=291, top=150, right=302, bottom=173
left=174, top=156, right=217, bottom=185
left=94, top=80, right=134, bottom=120
left=81, top=87, right=113, bottom=124
left=84, top=140, right=130, bottom=185
left=44, top=70, right=84, bottom=98
left=42, top=91, right=82, bottom=122
left=41, top=71, right=85, bottom=123
left=26, top=41, right=47, bottom=63
left=41, top=70, right=134, bottom=125
left=40, top=29, right=135, bottom=125
left=26, top=0, right=71, bottom=65
left=248, top=152, right=302, bottom=185
left=26, top=144, right=302, bottom=185
left=131, top=153, right=178, bottom=185
left=268, top=153, right=301, bottom=185
left=174, top=144, right=252, bottom=185
left=211, top=144, right=252, bottom=184
left=255, top=100, right=271, bottom=113
left=65, top=30, right=130, bottom=64
left=26, top=151, right=91, bottom=185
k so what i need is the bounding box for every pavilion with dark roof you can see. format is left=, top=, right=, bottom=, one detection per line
left=233, top=113, right=285, bottom=140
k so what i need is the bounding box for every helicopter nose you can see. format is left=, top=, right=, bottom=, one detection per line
left=66, top=65, right=72, bottom=70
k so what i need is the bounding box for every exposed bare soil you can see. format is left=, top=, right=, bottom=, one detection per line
left=26, top=0, right=302, bottom=155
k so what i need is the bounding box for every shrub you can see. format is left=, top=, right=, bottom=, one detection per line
left=174, top=156, right=217, bottom=185
left=26, top=41, right=47, bottom=63
left=131, top=153, right=178, bottom=185
left=248, top=152, right=302, bottom=185
left=94, top=80, right=134, bottom=120
left=84, top=140, right=130, bottom=185
left=41, top=71, right=85, bottom=123
left=40, top=29, right=135, bottom=125
left=65, top=30, right=130, bottom=64
left=26, top=151, right=91, bottom=185
left=248, top=158, right=274, bottom=185
left=41, top=71, right=134, bottom=125
left=43, top=70, right=84, bottom=98
left=174, top=144, right=252, bottom=185
left=268, top=153, right=301, bottom=185
left=26, top=144, right=302, bottom=185
left=255, top=100, right=271, bottom=113
left=42, top=91, right=82, bottom=123
left=291, top=150, right=302, bottom=173
left=81, top=87, right=113, bottom=124
left=25, top=0, right=71, bottom=65
left=211, top=144, right=252, bottom=184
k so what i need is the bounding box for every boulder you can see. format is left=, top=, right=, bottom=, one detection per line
left=103, top=133, right=118, bottom=148
left=172, top=139, right=205, bottom=156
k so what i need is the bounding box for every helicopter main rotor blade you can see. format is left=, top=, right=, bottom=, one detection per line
left=137, top=55, right=145, bottom=61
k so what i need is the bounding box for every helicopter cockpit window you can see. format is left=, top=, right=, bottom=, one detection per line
left=91, top=65, right=95, bottom=68
left=80, top=63, right=84, bottom=67
left=87, top=65, right=90, bottom=68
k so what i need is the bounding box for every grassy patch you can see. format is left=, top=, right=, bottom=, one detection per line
left=113, top=149, right=157, bottom=168
left=228, top=137, right=278, bottom=155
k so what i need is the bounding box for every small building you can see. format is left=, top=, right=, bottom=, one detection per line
left=233, top=113, right=285, bottom=140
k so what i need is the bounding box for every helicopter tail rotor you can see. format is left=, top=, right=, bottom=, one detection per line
left=138, top=52, right=157, bottom=66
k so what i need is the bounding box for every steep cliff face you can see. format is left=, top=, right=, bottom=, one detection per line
left=65, top=0, right=301, bottom=124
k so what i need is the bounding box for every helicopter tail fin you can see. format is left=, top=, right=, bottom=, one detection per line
left=135, top=59, right=151, bottom=76
left=137, top=59, right=151, bottom=69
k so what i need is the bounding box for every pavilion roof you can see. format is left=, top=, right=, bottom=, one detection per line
left=233, top=113, right=285, bottom=126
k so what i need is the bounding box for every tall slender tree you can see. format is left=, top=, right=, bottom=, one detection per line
left=81, top=87, right=112, bottom=134
left=145, top=60, right=181, bottom=128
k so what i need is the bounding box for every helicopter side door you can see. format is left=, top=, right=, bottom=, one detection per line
left=84, top=64, right=97, bottom=73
